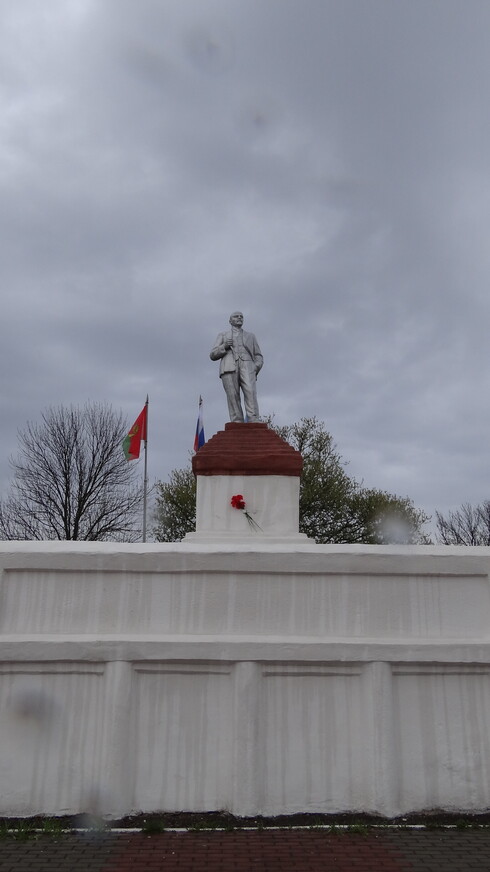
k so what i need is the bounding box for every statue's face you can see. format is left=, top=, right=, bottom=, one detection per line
left=229, top=312, right=244, bottom=328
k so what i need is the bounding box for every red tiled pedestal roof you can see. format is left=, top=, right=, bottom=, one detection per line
left=192, top=422, right=303, bottom=477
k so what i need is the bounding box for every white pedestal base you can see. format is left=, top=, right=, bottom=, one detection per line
left=189, top=474, right=313, bottom=540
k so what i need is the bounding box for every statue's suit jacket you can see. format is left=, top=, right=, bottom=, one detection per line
left=210, top=330, right=263, bottom=377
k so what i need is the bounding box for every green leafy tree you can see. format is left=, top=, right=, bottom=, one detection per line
left=152, top=467, right=196, bottom=542
left=0, top=403, right=143, bottom=541
left=435, top=501, right=490, bottom=545
left=153, top=417, right=429, bottom=544
left=273, top=418, right=359, bottom=543
left=349, top=487, right=430, bottom=545
left=274, top=418, right=429, bottom=544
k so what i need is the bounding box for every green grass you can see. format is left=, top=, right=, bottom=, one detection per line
left=141, top=818, right=166, bottom=834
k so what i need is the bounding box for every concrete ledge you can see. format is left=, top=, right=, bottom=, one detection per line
left=0, top=635, right=490, bottom=661
left=0, top=543, right=488, bottom=639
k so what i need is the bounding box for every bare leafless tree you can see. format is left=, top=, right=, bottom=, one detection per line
left=0, top=403, right=143, bottom=541
left=435, top=501, right=490, bottom=545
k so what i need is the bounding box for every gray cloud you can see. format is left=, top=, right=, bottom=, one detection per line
left=1, top=0, right=490, bottom=535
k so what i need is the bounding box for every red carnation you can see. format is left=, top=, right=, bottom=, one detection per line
left=230, top=494, right=261, bottom=532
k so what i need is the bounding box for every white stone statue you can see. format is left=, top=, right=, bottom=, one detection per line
left=210, top=312, right=263, bottom=423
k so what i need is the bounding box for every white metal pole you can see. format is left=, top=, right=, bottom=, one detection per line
left=142, top=395, right=149, bottom=542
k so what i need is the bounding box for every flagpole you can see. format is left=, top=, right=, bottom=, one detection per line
left=143, top=395, right=149, bottom=543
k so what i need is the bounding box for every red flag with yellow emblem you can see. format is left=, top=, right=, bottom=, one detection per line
left=122, top=405, right=147, bottom=461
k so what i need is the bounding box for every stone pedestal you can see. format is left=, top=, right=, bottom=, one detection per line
left=186, top=423, right=312, bottom=543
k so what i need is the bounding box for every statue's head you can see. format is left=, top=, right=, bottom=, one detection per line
left=229, top=312, right=244, bottom=328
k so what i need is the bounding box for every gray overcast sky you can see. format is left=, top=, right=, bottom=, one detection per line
left=1, top=0, right=489, bottom=536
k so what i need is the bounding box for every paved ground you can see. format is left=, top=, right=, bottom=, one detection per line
left=0, top=828, right=489, bottom=871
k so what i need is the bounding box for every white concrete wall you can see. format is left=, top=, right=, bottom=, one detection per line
left=0, top=541, right=490, bottom=818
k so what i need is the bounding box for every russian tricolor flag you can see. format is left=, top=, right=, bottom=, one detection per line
left=194, top=396, right=205, bottom=451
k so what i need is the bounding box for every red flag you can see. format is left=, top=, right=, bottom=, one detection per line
left=122, top=405, right=147, bottom=461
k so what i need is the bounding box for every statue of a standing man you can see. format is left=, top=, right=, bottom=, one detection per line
left=210, top=312, right=263, bottom=423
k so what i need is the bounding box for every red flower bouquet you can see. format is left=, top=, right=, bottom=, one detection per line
left=230, top=494, right=262, bottom=532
